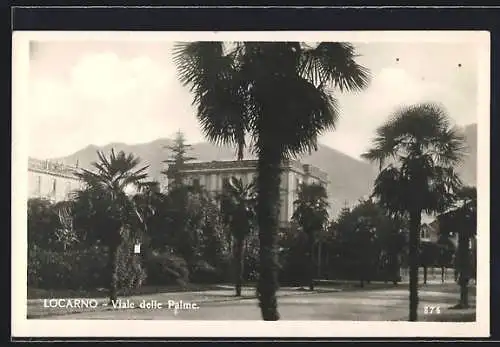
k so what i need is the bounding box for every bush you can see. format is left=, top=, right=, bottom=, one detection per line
left=189, top=259, right=223, bottom=284
left=144, top=251, right=189, bottom=286
left=243, top=235, right=259, bottom=282
left=28, top=241, right=148, bottom=292
left=27, top=245, right=109, bottom=290
left=116, top=241, right=147, bottom=293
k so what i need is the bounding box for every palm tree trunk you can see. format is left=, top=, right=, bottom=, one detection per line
left=309, top=234, right=315, bottom=291
left=234, top=237, right=245, bottom=297
left=317, top=240, right=322, bottom=278
left=108, top=243, right=120, bottom=303
left=256, top=142, right=281, bottom=321
left=408, top=209, right=421, bottom=321
left=458, top=230, right=470, bottom=308
left=391, top=252, right=400, bottom=285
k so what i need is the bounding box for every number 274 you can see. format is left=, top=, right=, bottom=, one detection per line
left=423, top=306, right=441, bottom=314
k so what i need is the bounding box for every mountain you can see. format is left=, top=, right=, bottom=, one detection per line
left=456, top=123, right=477, bottom=186
left=46, top=123, right=477, bottom=218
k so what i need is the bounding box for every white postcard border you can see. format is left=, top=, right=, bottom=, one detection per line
left=12, top=30, right=491, bottom=338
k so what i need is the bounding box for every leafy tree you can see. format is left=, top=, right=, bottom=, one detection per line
left=438, top=186, right=476, bottom=308
left=362, top=103, right=467, bottom=321
left=174, top=41, right=370, bottom=320
left=278, top=223, right=309, bottom=286
left=435, top=227, right=456, bottom=283
left=199, top=198, right=231, bottom=272
left=132, top=181, right=169, bottom=253
left=162, top=130, right=196, bottom=190
left=28, top=198, right=62, bottom=250
left=71, top=149, right=149, bottom=303
left=291, top=182, right=329, bottom=290
left=163, top=185, right=200, bottom=267
left=220, top=176, right=257, bottom=296
left=371, top=205, right=408, bottom=285
left=331, top=200, right=381, bottom=286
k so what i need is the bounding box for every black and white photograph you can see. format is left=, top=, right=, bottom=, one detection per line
left=12, top=31, right=489, bottom=338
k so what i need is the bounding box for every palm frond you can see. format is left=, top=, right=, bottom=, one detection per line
left=292, top=182, right=330, bottom=233
left=299, top=42, right=371, bottom=92
left=173, top=42, right=250, bottom=153
left=255, top=75, right=339, bottom=159
left=363, top=102, right=466, bottom=168
left=365, top=102, right=468, bottom=217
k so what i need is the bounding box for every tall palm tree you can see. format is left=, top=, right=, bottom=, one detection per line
left=438, top=185, right=477, bottom=308
left=220, top=176, right=257, bottom=296
left=72, top=149, right=149, bottom=303
left=361, top=102, right=467, bottom=321
left=174, top=41, right=369, bottom=320
left=291, top=182, right=329, bottom=290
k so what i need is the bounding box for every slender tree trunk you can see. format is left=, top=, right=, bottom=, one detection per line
left=458, top=230, right=470, bottom=308
left=108, top=243, right=121, bottom=304
left=423, top=266, right=427, bottom=285
left=392, top=252, right=400, bottom=285
left=234, top=237, right=245, bottom=297
left=309, top=234, right=315, bottom=291
left=256, top=142, right=281, bottom=321
left=441, top=266, right=445, bottom=283
left=408, top=209, right=421, bottom=321
left=317, top=240, right=322, bottom=278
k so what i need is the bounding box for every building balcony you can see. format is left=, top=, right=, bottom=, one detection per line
left=28, top=157, right=78, bottom=178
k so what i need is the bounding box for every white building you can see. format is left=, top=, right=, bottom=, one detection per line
left=28, top=158, right=83, bottom=203
left=178, top=159, right=329, bottom=229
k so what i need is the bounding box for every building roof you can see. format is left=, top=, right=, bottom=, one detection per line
left=180, top=159, right=329, bottom=183
left=28, top=157, right=79, bottom=180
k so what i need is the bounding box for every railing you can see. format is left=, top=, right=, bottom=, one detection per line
left=183, top=160, right=259, bottom=171
left=182, top=159, right=328, bottom=181
left=28, top=158, right=77, bottom=177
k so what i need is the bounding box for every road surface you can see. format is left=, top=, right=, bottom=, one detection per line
left=28, top=283, right=475, bottom=321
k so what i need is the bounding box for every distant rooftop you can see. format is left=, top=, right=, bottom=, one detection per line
left=180, top=159, right=329, bottom=183
left=28, top=157, right=79, bottom=179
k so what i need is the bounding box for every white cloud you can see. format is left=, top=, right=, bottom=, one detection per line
left=320, top=66, right=472, bottom=158
left=28, top=50, right=200, bottom=158
left=27, top=42, right=479, bottom=160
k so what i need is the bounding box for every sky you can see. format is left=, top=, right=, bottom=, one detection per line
left=26, top=39, right=479, bottom=160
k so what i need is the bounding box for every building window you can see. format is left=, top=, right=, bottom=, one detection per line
left=193, top=178, right=200, bottom=188
left=65, top=182, right=71, bottom=197
left=295, top=178, right=301, bottom=200
left=222, top=176, right=230, bottom=189
left=421, top=229, right=428, bottom=239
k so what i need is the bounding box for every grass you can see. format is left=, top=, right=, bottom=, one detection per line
left=30, top=278, right=473, bottom=300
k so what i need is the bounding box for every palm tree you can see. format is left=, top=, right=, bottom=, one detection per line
left=220, top=176, right=257, bottom=296
left=361, top=102, right=467, bottom=321
left=438, top=186, right=477, bottom=308
left=174, top=41, right=370, bottom=320
left=291, top=182, right=329, bottom=290
left=72, top=149, right=149, bottom=303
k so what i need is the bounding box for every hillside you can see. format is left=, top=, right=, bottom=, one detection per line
left=46, top=123, right=477, bottom=218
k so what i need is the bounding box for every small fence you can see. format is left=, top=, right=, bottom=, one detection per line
left=399, top=267, right=474, bottom=283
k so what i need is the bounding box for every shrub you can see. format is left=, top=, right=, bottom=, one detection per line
left=27, top=245, right=108, bottom=290
left=144, top=251, right=189, bottom=286
left=243, top=234, right=259, bottom=282
left=116, top=241, right=147, bottom=293
left=189, top=259, right=223, bottom=284
left=27, top=242, right=148, bottom=291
